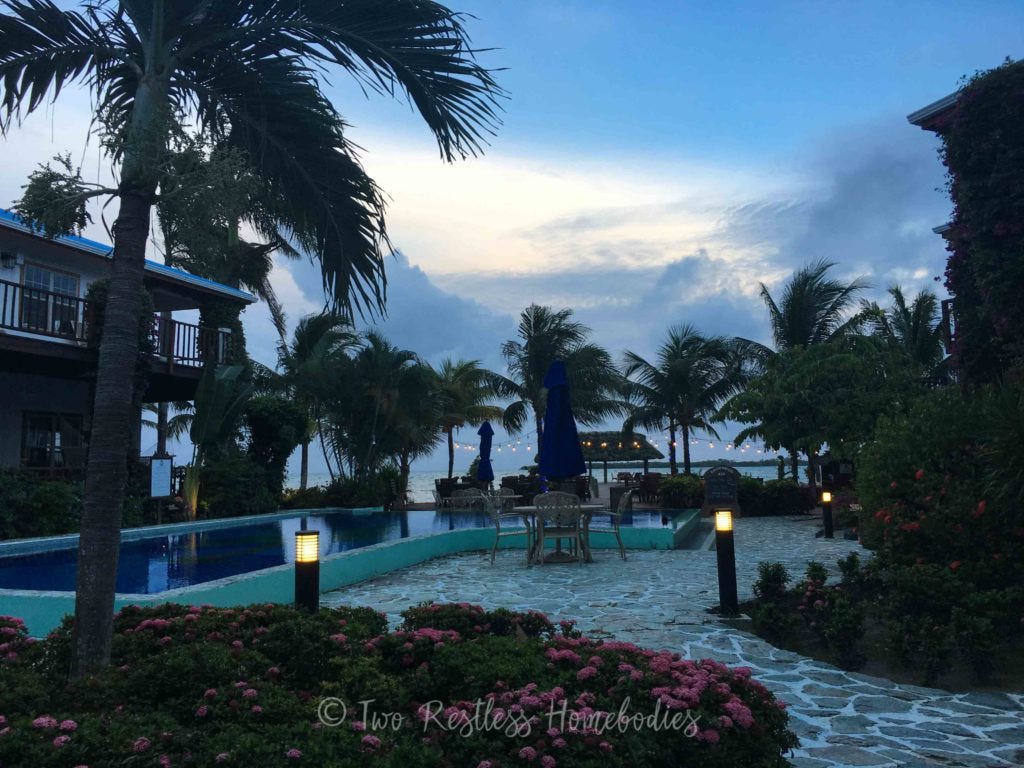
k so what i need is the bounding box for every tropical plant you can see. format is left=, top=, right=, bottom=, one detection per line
left=622, top=324, right=748, bottom=474
left=0, top=0, right=501, bottom=674
left=861, top=285, right=947, bottom=375
left=181, top=365, right=253, bottom=518
left=433, top=358, right=503, bottom=479
left=491, top=305, right=625, bottom=453
left=276, top=313, right=359, bottom=489
left=730, top=261, right=869, bottom=480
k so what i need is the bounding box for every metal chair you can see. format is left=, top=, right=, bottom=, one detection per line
left=485, top=494, right=533, bottom=564
left=449, top=487, right=485, bottom=512
left=531, top=491, right=583, bottom=566
left=585, top=486, right=630, bottom=560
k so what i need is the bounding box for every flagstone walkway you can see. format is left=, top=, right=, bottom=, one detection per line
left=322, top=517, right=1024, bottom=768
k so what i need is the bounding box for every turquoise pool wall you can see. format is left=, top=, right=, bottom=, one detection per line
left=0, top=510, right=698, bottom=637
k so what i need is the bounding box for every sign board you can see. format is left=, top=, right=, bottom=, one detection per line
left=703, top=466, right=739, bottom=504
left=150, top=457, right=173, bottom=499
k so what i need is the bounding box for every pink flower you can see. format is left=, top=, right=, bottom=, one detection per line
left=576, top=666, right=598, bottom=680
left=598, top=742, right=612, bottom=753
left=477, top=762, right=494, bottom=768
left=914, top=469, right=925, bottom=481
left=361, top=734, right=382, bottom=751
left=204, top=688, right=218, bottom=699
left=159, top=756, right=171, bottom=768
left=541, top=757, right=557, bottom=768
left=59, top=719, right=77, bottom=732
left=552, top=738, right=567, bottom=748
left=286, top=748, right=302, bottom=759
left=133, top=737, right=151, bottom=753
left=518, top=746, right=537, bottom=761
left=53, top=734, right=71, bottom=747
left=242, top=688, right=258, bottom=699
left=351, top=721, right=366, bottom=732
left=215, top=754, right=230, bottom=764
left=250, top=706, right=263, bottom=714
left=0, top=727, right=10, bottom=737
left=195, top=706, right=209, bottom=719
left=32, top=715, right=58, bottom=729
left=702, top=729, right=720, bottom=744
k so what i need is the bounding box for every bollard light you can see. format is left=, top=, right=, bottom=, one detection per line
left=295, top=530, right=320, bottom=611
left=821, top=489, right=834, bottom=539
left=714, top=509, right=738, bottom=616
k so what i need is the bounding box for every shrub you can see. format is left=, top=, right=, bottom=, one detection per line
left=752, top=562, right=790, bottom=603
left=0, top=603, right=798, bottom=768
left=657, top=474, right=703, bottom=508
left=282, top=467, right=402, bottom=510
left=244, top=395, right=308, bottom=495
left=0, top=472, right=81, bottom=539
left=199, top=455, right=277, bottom=518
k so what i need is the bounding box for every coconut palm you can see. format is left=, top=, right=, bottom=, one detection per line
left=0, top=0, right=501, bottom=674
left=731, top=260, right=868, bottom=481
left=490, top=305, right=625, bottom=454
left=433, top=359, right=503, bottom=479
left=275, top=313, right=359, bottom=490
left=622, top=325, right=748, bottom=475
left=862, top=286, right=946, bottom=374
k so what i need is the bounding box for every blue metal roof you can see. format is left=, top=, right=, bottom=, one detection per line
left=0, top=208, right=257, bottom=304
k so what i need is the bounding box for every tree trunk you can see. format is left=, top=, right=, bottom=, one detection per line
left=534, top=412, right=544, bottom=465
left=668, top=422, right=678, bottom=475
left=299, top=439, right=309, bottom=490
left=807, top=449, right=818, bottom=494
left=790, top=448, right=799, bottom=483
left=682, top=425, right=692, bottom=475
left=72, top=189, right=154, bottom=676
left=156, top=402, right=168, bottom=455
left=447, top=428, right=455, bottom=479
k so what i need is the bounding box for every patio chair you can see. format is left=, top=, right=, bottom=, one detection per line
left=449, top=487, right=485, bottom=512
left=489, top=486, right=517, bottom=511
left=586, top=485, right=630, bottom=560
left=432, top=490, right=453, bottom=510
left=486, top=494, right=533, bottom=564
left=531, top=491, right=583, bottom=566
left=589, top=475, right=599, bottom=499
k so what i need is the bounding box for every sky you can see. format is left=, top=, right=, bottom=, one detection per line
left=2, top=1, right=1023, bottom=477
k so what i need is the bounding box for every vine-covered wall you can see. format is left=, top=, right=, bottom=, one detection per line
left=940, top=59, right=1024, bottom=385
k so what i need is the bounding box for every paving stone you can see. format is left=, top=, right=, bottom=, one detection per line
left=905, top=738, right=966, bottom=753
left=803, top=746, right=891, bottom=765
left=829, top=715, right=875, bottom=733
left=960, top=692, right=1019, bottom=711
left=917, top=721, right=982, bottom=738
left=878, top=726, right=932, bottom=739
left=987, top=726, right=1024, bottom=745
left=852, top=696, right=914, bottom=714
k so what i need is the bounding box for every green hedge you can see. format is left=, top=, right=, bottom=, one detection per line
left=0, top=472, right=81, bottom=539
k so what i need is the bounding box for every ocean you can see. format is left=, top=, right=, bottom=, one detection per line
left=295, top=464, right=787, bottom=504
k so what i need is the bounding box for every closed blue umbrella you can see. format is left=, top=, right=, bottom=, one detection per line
left=538, top=361, right=586, bottom=480
left=476, top=421, right=495, bottom=482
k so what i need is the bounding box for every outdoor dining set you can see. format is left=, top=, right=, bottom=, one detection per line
left=435, top=487, right=632, bottom=566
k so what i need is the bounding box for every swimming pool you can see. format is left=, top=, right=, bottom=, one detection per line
left=0, top=508, right=677, bottom=594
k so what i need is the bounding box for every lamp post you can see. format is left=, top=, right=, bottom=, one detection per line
left=821, top=490, right=834, bottom=539
left=714, top=509, right=738, bottom=616
left=294, top=530, right=320, bottom=611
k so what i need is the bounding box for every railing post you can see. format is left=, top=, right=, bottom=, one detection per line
left=218, top=327, right=231, bottom=363
left=166, top=318, right=176, bottom=373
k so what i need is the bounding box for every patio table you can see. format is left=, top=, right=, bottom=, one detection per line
left=515, top=504, right=604, bottom=563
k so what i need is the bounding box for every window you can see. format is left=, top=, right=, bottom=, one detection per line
left=21, top=412, right=85, bottom=468
left=21, top=263, right=81, bottom=337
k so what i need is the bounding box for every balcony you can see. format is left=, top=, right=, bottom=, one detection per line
left=0, top=277, right=232, bottom=371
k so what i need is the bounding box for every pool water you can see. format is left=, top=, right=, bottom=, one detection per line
left=0, top=508, right=674, bottom=594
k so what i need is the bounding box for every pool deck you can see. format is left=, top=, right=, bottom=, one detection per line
left=322, top=516, right=1024, bottom=768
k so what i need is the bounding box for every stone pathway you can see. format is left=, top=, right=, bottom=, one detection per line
left=322, top=517, right=1024, bottom=768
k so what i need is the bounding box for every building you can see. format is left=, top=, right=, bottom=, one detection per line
left=0, top=208, right=256, bottom=475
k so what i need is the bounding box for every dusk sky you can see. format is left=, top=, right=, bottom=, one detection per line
left=2, top=1, right=1023, bottom=476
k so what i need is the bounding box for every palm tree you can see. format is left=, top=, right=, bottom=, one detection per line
left=862, top=286, right=946, bottom=374
left=734, top=260, right=868, bottom=482
left=433, top=359, right=503, bottom=479
left=622, top=325, right=747, bottom=475
left=0, top=0, right=501, bottom=674
left=491, top=305, right=625, bottom=455
left=277, top=313, right=359, bottom=490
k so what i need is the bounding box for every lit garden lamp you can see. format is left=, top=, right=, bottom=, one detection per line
left=715, top=509, right=738, bottom=616
left=294, top=530, right=320, bottom=611
left=821, top=489, right=834, bottom=539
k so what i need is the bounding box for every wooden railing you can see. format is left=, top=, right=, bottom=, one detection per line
left=0, top=277, right=231, bottom=368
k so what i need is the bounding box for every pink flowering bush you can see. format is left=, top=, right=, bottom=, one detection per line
left=0, top=602, right=796, bottom=767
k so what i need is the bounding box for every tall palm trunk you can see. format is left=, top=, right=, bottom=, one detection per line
left=447, top=428, right=455, bottom=479
left=790, top=448, right=799, bottom=483
left=668, top=422, right=678, bottom=475
left=73, top=69, right=167, bottom=676
left=682, top=424, right=692, bottom=475
left=807, top=449, right=818, bottom=494
left=299, top=439, right=310, bottom=490
left=534, top=412, right=544, bottom=464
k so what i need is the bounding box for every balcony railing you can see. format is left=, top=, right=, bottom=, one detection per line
left=0, top=277, right=231, bottom=369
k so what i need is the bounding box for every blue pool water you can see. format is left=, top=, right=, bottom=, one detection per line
left=0, top=508, right=673, bottom=594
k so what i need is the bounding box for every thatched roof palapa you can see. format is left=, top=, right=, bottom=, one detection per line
left=577, top=431, right=664, bottom=462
